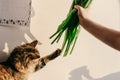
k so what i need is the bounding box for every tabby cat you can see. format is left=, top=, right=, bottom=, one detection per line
left=0, top=40, right=61, bottom=80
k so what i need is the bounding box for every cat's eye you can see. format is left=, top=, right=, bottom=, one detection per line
left=28, top=54, right=40, bottom=60
left=26, top=48, right=34, bottom=52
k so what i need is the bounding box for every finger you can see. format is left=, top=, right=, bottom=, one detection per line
left=74, top=5, right=84, bottom=17
left=74, top=5, right=81, bottom=12
left=74, top=5, right=80, bottom=16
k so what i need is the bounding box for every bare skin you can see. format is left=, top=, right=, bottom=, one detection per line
left=74, top=5, right=120, bottom=51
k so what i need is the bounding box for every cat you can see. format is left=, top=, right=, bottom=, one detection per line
left=0, top=40, right=61, bottom=80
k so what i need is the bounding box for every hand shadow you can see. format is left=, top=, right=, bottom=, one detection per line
left=69, top=66, right=94, bottom=80
left=69, top=66, right=120, bottom=80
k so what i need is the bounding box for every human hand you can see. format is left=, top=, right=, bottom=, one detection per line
left=74, top=5, right=90, bottom=24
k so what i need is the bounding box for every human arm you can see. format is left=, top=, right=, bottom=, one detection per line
left=74, top=5, right=120, bottom=51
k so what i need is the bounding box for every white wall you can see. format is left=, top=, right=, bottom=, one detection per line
left=0, top=0, right=120, bottom=80
left=29, top=0, right=120, bottom=80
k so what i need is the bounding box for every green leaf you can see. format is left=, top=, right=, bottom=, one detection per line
left=50, top=0, right=93, bottom=56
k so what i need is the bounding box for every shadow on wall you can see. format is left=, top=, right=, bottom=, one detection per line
left=0, top=26, right=38, bottom=62
left=69, top=1, right=120, bottom=80
left=0, top=6, right=39, bottom=62
left=69, top=66, right=120, bottom=80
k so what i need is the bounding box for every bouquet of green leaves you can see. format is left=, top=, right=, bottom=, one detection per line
left=50, top=0, right=93, bottom=56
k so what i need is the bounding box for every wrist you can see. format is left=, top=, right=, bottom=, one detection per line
left=79, top=16, right=92, bottom=30
left=80, top=16, right=87, bottom=26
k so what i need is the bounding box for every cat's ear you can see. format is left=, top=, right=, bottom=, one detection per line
left=29, top=40, right=38, bottom=47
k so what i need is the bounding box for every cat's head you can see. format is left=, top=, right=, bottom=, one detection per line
left=8, top=40, right=40, bottom=73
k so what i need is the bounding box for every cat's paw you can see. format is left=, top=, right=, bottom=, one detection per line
left=48, top=48, right=61, bottom=60
left=55, top=48, right=61, bottom=56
